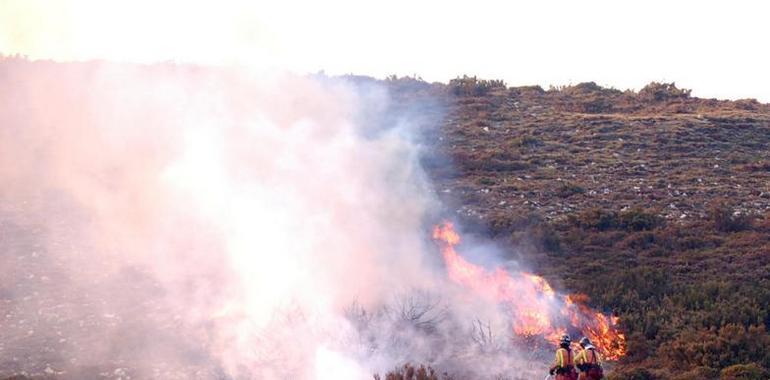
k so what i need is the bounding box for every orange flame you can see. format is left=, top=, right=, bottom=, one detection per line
left=432, top=222, right=626, bottom=360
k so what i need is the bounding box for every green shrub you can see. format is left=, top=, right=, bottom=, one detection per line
left=618, top=208, right=662, bottom=231
left=478, top=177, right=496, bottom=186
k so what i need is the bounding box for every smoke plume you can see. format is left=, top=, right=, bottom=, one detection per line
left=1, top=58, right=560, bottom=379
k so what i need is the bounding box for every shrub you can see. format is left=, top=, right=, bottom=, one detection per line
left=638, top=82, right=691, bottom=102
left=556, top=182, right=585, bottom=198
left=733, top=99, right=760, bottom=111
left=572, top=208, right=619, bottom=231
left=478, top=177, right=496, bottom=186
left=512, top=134, right=542, bottom=147
left=618, top=208, right=662, bottom=231
left=619, top=231, right=657, bottom=250
left=657, top=325, right=770, bottom=371
left=740, top=161, right=770, bottom=172
left=531, top=223, right=563, bottom=253
left=448, top=75, right=506, bottom=96
left=509, top=85, right=545, bottom=97
left=579, top=97, right=615, bottom=113
left=608, top=367, right=659, bottom=380
left=374, top=364, right=452, bottom=380
left=709, top=201, right=752, bottom=232
left=569, top=81, right=604, bottom=93
left=570, top=207, right=664, bottom=232
left=384, top=74, right=432, bottom=92
left=720, top=363, right=768, bottom=380
left=672, top=366, right=720, bottom=380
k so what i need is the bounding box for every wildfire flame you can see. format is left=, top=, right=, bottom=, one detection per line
left=432, top=222, right=626, bottom=360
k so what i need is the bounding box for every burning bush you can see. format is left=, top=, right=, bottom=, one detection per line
left=432, top=222, right=626, bottom=360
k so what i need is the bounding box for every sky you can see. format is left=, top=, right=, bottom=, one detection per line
left=1, top=0, right=769, bottom=101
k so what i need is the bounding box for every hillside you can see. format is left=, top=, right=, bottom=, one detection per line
left=396, top=77, right=770, bottom=379
left=1, top=59, right=769, bottom=380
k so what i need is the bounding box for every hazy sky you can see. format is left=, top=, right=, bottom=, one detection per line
left=2, top=0, right=769, bottom=101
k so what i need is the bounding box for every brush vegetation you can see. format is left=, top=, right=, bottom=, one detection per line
left=379, top=77, right=770, bottom=379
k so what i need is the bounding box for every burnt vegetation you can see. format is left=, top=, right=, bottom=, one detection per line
left=381, top=76, right=770, bottom=379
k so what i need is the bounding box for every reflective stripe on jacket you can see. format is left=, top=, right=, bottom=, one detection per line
left=576, top=348, right=600, bottom=366
left=555, top=347, right=574, bottom=368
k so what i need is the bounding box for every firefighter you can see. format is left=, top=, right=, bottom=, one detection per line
left=549, top=334, right=578, bottom=380
left=575, top=337, right=604, bottom=380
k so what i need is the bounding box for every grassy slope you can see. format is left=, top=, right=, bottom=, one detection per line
left=390, top=77, right=770, bottom=379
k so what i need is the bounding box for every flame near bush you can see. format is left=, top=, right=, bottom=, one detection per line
left=432, top=222, right=626, bottom=360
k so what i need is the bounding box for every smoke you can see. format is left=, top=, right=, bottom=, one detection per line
left=0, top=58, right=552, bottom=379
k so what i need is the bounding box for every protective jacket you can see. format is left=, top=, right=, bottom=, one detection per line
left=575, top=347, right=599, bottom=366
left=575, top=347, right=603, bottom=380
left=550, top=347, right=578, bottom=380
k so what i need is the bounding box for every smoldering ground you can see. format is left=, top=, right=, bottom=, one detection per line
left=0, top=58, right=552, bottom=379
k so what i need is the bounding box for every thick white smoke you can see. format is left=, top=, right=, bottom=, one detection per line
left=0, top=58, right=544, bottom=379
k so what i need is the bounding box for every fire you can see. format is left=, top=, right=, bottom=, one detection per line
left=432, top=222, right=626, bottom=360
